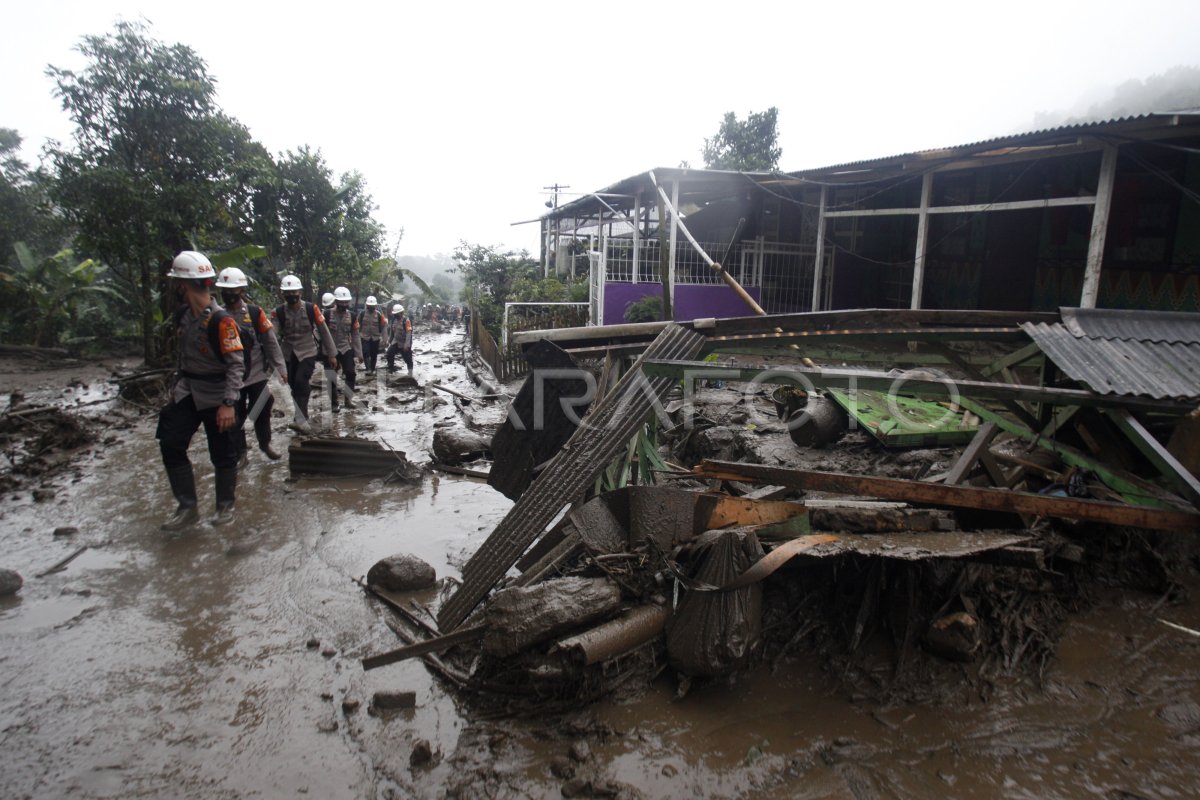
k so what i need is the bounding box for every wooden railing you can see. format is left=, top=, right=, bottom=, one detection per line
left=470, top=310, right=529, bottom=382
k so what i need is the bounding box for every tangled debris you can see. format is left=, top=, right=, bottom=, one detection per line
left=358, top=309, right=1200, bottom=716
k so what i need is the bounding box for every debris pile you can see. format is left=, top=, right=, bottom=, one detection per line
left=358, top=309, right=1200, bottom=711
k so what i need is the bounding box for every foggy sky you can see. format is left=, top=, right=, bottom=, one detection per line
left=4, top=1, right=1199, bottom=258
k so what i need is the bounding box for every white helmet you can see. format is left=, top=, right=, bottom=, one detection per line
left=321, top=292, right=335, bottom=308
left=365, top=295, right=378, bottom=306
left=280, top=274, right=303, bottom=291
left=392, top=303, right=404, bottom=314
left=333, top=286, right=352, bottom=302
left=169, top=250, right=215, bottom=280
left=215, top=267, right=248, bottom=288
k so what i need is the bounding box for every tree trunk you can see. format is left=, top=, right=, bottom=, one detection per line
left=141, top=257, right=156, bottom=365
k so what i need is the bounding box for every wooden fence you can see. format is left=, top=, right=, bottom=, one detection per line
left=470, top=310, right=529, bottom=382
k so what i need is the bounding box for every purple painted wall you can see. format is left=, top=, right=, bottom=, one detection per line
left=603, top=282, right=762, bottom=324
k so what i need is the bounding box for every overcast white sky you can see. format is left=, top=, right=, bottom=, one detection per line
left=4, top=1, right=1199, bottom=258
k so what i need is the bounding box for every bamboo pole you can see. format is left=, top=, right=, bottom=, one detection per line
left=649, top=171, right=766, bottom=316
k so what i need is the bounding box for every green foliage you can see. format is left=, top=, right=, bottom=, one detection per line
left=0, top=129, right=69, bottom=262
left=0, top=247, right=120, bottom=348
left=46, top=20, right=254, bottom=362
left=453, top=243, right=540, bottom=335
left=42, top=21, right=390, bottom=362
left=452, top=242, right=586, bottom=338
left=623, top=293, right=663, bottom=323
left=702, top=108, right=782, bottom=171
left=268, top=148, right=384, bottom=300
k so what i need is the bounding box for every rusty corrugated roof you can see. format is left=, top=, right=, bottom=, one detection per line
left=1022, top=308, right=1200, bottom=401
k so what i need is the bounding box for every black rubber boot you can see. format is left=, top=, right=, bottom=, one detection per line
left=212, top=467, right=237, bottom=527
left=161, top=465, right=199, bottom=532
left=257, top=430, right=282, bottom=460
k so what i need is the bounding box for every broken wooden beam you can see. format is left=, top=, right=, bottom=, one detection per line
left=361, top=625, right=486, bottom=671
left=437, top=324, right=707, bottom=631
left=1105, top=408, right=1200, bottom=510
left=695, top=460, right=1200, bottom=533
left=641, top=360, right=1196, bottom=415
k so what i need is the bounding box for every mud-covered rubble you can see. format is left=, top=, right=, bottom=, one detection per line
left=361, top=318, right=1200, bottom=727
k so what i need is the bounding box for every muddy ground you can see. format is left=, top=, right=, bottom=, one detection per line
left=1, top=331, right=1198, bottom=799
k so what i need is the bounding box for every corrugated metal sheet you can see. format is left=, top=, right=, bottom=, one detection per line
left=1061, top=308, right=1200, bottom=345
left=1022, top=314, right=1200, bottom=401
left=787, top=112, right=1200, bottom=176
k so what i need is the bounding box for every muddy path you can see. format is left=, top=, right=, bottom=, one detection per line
left=1, top=331, right=1198, bottom=799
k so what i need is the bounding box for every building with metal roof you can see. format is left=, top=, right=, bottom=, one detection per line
left=538, top=112, right=1200, bottom=325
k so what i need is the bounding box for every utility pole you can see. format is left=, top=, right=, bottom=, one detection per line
left=543, top=183, right=569, bottom=277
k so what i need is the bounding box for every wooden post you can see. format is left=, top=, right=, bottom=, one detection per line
left=811, top=186, right=828, bottom=311
left=669, top=179, right=680, bottom=317
left=632, top=193, right=640, bottom=284
left=1082, top=143, right=1118, bottom=308
left=658, top=190, right=672, bottom=319
left=911, top=172, right=933, bottom=310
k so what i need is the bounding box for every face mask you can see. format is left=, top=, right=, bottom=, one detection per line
left=285, top=294, right=300, bottom=305
left=337, top=301, right=349, bottom=311
left=221, top=291, right=241, bottom=307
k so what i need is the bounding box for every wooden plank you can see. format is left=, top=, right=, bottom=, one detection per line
left=944, top=422, right=1000, bottom=485
left=980, top=342, right=1043, bottom=379
left=962, top=398, right=1187, bottom=509
left=911, top=172, right=933, bottom=310
left=641, top=359, right=1196, bottom=415
left=361, top=625, right=486, bottom=671
left=1106, top=408, right=1200, bottom=509
left=1082, top=143, right=1119, bottom=308
left=694, top=460, right=1200, bottom=533
left=822, top=194, right=1096, bottom=218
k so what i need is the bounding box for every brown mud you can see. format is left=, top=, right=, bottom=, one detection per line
left=0, top=332, right=1198, bottom=799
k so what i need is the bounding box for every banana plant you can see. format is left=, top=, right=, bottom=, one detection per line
left=1, top=243, right=121, bottom=347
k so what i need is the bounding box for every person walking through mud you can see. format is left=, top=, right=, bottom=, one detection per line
left=273, top=275, right=336, bottom=432
left=358, top=295, right=387, bottom=376
left=326, top=286, right=363, bottom=412
left=215, top=267, right=287, bottom=464
left=385, top=303, right=414, bottom=375
left=157, top=251, right=245, bottom=531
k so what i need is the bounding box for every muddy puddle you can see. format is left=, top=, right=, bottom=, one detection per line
left=1, top=328, right=1198, bottom=799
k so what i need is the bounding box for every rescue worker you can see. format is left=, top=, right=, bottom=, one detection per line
left=215, top=267, right=287, bottom=463
left=326, top=286, right=363, bottom=412
left=272, top=275, right=336, bottom=432
left=386, top=303, right=414, bottom=375
left=358, top=295, right=387, bottom=375
left=157, top=250, right=244, bottom=531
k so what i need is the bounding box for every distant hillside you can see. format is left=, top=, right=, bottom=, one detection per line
left=1027, top=65, right=1200, bottom=130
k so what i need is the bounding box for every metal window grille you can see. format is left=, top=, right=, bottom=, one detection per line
left=502, top=302, right=591, bottom=349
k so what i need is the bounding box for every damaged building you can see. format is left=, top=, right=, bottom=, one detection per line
left=359, top=114, right=1200, bottom=717
left=538, top=111, right=1200, bottom=326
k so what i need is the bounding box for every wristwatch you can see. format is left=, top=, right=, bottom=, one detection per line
left=222, top=398, right=236, bottom=407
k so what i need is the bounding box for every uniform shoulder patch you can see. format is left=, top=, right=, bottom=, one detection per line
left=313, top=306, right=326, bottom=325
left=256, top=308, right=273, bottom=333
left=219, top=317, right=245, bottom=354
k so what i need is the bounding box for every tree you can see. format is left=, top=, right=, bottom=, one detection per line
left=272, top=148, right=385, bottom=300
left=0, top=129, right=68, bottom=263
left=702, top=108, right=782, bottom=171
left=47, top=21, right=260, bottom=363
left=452, top=243, right=541, bottom=336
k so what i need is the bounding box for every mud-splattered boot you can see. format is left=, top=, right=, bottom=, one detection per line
left=212, top=467, right=237, bottom=527
left=258, top=431, right=282, bottom=461
left=161, top=464, right=199, bottom=532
